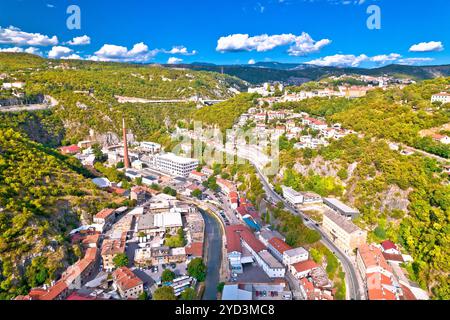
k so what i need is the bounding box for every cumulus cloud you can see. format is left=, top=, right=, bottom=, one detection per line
left=306, top=52, right=434, bottom=67
left=90, top=42, right=157, bottom=62
left=167, top=57, right=183, bottom=64
left=409, top=41, right=444, bottom=52
left=370, top=53, right=402, bottom=65
left=216, top=32, right=330, bottom=56
left=397, top=57, right=434, bottom=65
left=0, top=46, right=42, bottom=56
left=0, top=26, right=58, bottom=46
left=48, top=46, right=78, bottom=59
left=67, top=35, right=91, bottom=46
left=164, top=46, right=197, bottom=55
left=306, top=54, right=369, bottom=67
left=248, top=59, right=256, bottom=65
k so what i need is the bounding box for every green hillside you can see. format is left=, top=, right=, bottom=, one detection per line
left=0, top=128, right=118, bottom=299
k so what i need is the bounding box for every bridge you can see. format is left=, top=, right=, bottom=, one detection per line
left=115, top=95, right=225, bottom=105
left=0, top=95, right=58, bottom=113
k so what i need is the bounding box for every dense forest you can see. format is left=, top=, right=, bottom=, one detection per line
left=0, top=128, right=118, bottom=299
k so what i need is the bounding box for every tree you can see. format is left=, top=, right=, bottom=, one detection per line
left=187, top=258, right=207, bottom=282
left=138, top=291, right=148, bottom=300
left=113, top=253, right=129, bottom=268
left=92, top=143, right=107, bottom=163
left=217, top=282, right=225, bottom=293
left=161, top=269, right=176, bottom=283
left=192, top=189, right=202, bottom=199
left=163, top=186, right=177, bottom=197
left=153, top=286, right=177, bottom=300
left=180, top=287, right=196, bottom=300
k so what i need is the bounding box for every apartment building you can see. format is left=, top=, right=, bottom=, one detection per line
left=112, top=267, right=144, bottom=300
left=322, top=210, right=367, bottom=254
left=154, top=153, right=199, bottom=177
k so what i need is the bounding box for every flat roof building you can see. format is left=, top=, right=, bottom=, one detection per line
left=155, top=153, right=199, bottom=177
left=322, top=210, right=367, bottom=254
left=323, top=197, right=359, bottom=219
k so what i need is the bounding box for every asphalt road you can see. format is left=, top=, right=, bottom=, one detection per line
left=252, top=163, right=363, bottom=300
left=200, top=209, right=223, bottom=300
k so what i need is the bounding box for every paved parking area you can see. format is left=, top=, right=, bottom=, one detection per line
left=135, top=262, right=188, bottom=284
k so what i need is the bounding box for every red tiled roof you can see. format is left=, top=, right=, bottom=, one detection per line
left=381, top=240, right=397, bottom=251
left=358, top=244, right=392, bottom=273
left=185, top=242, right=203, bottom=257
left=190, top=171, right=206, bottom=177
left=59, top=145, right=80, bottom=154
left=292, top=260, right=319, bottom=273
left=95, top=208, right=115, bottom=220
left=400, top=284, right=417, bottom=301
left=82, top=234, right=100, bottom=247
left=66, top=292, right=97, bottom=300
left=366, top=272, right=397, bottom=300
left=131, top=185, right=160, bottom=195
left=112, top=267, right=143, bottom=292
left=225, top=224, right=266, bottom=253
left=382, top=252, right=404, bottom=263
left=268, top=237, right=292, bottom=254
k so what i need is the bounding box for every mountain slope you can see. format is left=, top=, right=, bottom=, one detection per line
left=0, top=128, right=117, bottom=299
left=178, top=62, right=450, bottom=84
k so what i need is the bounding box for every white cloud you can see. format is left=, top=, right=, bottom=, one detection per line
left=397, top=58, right=434, bottom=65
left=48, top=46, right=76, bottom=59
left=67, top=35, right=91, bottom=46
left=0, top=47, right=24, bottom=53
left=61, top=54, right=82, bottom=60
left=409, top=41, right=444, bottom=52
left=0, top=26, right=58, bottom=46
left=167, top=57, right=183, bottom=64
left=164, top=46, right=197, bottom=55
left=370, top=53, right=402, bottom=65
left=216, top=32, right=330, bottom=56
left=24, top=47, right=42, bottom=55
left=306, top=54, right=369, bottom=67
left=90, top=42, right=157, bottom=62
left=46, top=4, right=55, bottom=8
left=0, top=46, right=42, bottom=56
left=248, top=59, right=256, bottom=65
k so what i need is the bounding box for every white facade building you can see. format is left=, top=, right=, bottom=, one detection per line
left=281, top=185, right=304, bottom=206
left=431, top=92, right=450, bottom=104
left=283, top=247, right=309, bottom=266
left=155, top=153, right=199, bottom=177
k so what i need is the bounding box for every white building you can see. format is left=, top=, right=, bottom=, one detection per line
left=257, top=251, right=286, bottom=278
left=140, top=141, right=161, bottom=154
left=281, top=185, right=304, bottom=206
left=431, top=92, right=450, bottom=104
left=155, top=153, right=199, bottom=177
left=283, top=247, right=309, bottom=266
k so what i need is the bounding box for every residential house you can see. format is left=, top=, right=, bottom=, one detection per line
left=112, top=267, right=144, bottom=300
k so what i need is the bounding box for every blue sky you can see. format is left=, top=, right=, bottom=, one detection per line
left=0, top=0, right=449, bottom=67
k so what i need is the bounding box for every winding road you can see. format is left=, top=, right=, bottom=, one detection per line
left=251, top=163, right=364, bottom=300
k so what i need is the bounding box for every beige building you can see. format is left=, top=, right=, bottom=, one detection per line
left=101, top=234, right=127, bottom=271
left=112, top=267, right=144, bottom=299
left=322, top=210, right=367, bottom=254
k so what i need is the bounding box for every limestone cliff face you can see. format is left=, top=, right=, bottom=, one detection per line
left=288, top=156, right=410, bottom=215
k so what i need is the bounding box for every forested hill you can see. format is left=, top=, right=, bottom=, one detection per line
left=177, top=62, right=450, bottom=85
left=0, top=53, right=248, bottom=100
left=0, top=128, right=118, bottom=299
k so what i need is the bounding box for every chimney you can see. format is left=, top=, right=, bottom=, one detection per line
left=122, top=118, right=131, bottom=169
